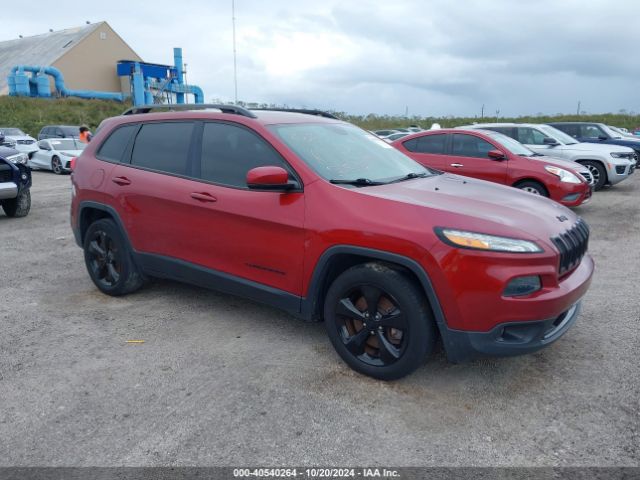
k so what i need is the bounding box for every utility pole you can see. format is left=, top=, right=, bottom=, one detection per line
left=576, top=101, right=581, bottom=116
left=481, top=104, right=484, bottom=119
left=405, top=105, right=408, bottom=118
left=495, top=108, right=500, bottom=122
left=232, top=0, right=238, bottom=104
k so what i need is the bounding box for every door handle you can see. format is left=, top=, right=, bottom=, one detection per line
left=112, top=176, right=131, bottom=186
left=190, top=192, right=217, bottom=203
left=450, top=163, right=464, bottom=167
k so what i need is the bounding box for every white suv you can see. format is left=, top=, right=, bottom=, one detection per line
left=462, top=123, right=636, bottom=190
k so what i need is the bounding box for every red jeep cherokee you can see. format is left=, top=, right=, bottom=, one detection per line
left=391, top=128, right=593, bottom=207
left=70, top=106, right=594, bottom=380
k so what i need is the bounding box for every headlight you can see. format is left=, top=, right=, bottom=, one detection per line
left=544, top=165, right=581, bottom=184
left=436, top=228, right=543, bottom=253
left=5, top=153, right=28, bottom=165
left=610, top=152, right=632, bottom=159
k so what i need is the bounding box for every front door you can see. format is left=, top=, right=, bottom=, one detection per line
left=447, top=133, right=508, bottom=184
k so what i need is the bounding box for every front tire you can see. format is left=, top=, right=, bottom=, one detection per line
left=2, top=189, right=31, bottom=217
left=51, top=156, right=63, bottom=175
left=580, top=160, right=607, bottom=190
left=83, top=219, right=145, bottom=296
left=515, top=180, right=549, bottom=197
left=323, top=263, right=436, bottom=380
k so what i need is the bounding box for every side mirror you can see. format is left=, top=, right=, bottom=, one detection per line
left=487, top=149, right=506, bottom=160
left=543, top=137, right=559, bottom=146
left=246, top=166, right=295, bottom=190
left=598, top=135, right=608, bottom=141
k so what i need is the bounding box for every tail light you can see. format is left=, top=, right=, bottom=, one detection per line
left=70, top=157, right=77, bottom=170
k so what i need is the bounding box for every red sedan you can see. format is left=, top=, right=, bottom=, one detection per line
left=392, top=128, right=592, bottom=207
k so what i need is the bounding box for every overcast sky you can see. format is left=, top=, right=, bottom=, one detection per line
left=2, top=0, right=639, bottom=117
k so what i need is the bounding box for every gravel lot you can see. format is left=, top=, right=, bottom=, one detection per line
left=0, top=171, right=638, bottom=467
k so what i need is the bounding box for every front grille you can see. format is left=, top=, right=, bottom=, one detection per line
left=0, top=169, right=12, bottom=182
left=551, top=219, right=589, bottom=275
left=17, top=139, right=35, bottom=145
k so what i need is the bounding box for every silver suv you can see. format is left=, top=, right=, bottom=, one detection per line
left=463, top=123, right=636, bottom=190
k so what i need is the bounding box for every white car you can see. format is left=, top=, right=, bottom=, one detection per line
left=0, top=128, right=39, bottom=156
left=30, top=139, right=85, bottom=174
left=461, top=123, right=636, bottom=190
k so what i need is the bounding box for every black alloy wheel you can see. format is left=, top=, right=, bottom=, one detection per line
left=83, top=219, right=145, bottom=296
left=324, top=263, right=436, bottom=380
left=87, top=229, right=121, bottom=289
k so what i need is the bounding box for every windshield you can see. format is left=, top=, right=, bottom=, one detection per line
left=601, top=125, right=623, bottom=138
left=50, top=139, right=85, bottom=150
left=0, top=128, right=25, bottom=136
left=269, top=123, right=432, bottom=183
left=539, top=125, right=578, bottom=145
left=484, top=131, right=536, bottom=156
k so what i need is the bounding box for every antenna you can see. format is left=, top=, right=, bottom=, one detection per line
left=232, top=0, right=238, bottom=104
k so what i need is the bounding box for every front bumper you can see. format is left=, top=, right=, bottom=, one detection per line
left=442, top=301, right=582, bottom=363
left=0, top=181, right=18, bottom=200
left=608, top=161, right=635, bottom=184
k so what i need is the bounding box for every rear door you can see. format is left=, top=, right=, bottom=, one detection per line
left=448, top=133, right=508, bottom=184
left=104, top=121, right=202, bottom=262
left=401, top=133, right=448, bottom=169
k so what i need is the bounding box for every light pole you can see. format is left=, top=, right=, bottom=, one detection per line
left=232, top=0, right=238, bottom=104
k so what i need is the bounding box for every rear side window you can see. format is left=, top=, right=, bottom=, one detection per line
left=451, top=134, right=495, bottom=158
left=199, top=122, right=288, bottom=188
left=554, top=124, right=579, bottom=137
left=97, top=125, right=137, bottom=162
left=412, top=134, right=447, bottom=154
left=131, top=122, right=194, bottom=176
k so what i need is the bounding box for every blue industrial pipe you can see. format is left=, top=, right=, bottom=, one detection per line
left=9, top=65, right=124, bottom=101
left=173, top=47, right=185, bottom=104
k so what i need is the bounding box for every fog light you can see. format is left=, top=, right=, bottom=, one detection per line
left=503, top=276, right=542, bottom=297
left=561, top=193, right=580, bottom=202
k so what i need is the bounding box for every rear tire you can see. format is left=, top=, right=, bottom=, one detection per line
left=83, top=218, right=145, bottom=296
left=515, top=180, right=549, bottom=197
left=580, top=161, right=607, bottom=190
left=2, top=189, right=31, bottom=217
left=51, top=156, right=63, bottom=175
left=323, top=263, right=436, bottom=380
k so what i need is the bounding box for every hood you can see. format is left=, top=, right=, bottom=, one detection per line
left=361, top=173, right=578, bottom=241
left=558, top=141, right=634, bottom=154
left=527, top=155, right=589, bottom=173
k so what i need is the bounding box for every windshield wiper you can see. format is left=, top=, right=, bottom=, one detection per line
left=330, top=178, right=387, bottom=186
left=389, top=172, right=430, bottom=183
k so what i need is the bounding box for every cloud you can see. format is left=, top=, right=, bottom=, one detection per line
left=1, top=0, right=638, bottom=115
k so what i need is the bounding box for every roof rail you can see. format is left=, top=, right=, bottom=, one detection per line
left=121, top=103, right=257, bottom=118
left=250, top=108, right=339, bottom=120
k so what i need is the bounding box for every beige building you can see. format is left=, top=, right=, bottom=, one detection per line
left=0, top=21, right=142, bottom=96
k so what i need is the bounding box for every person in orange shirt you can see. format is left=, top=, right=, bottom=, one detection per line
left=79, top=126, right=92, bottom=143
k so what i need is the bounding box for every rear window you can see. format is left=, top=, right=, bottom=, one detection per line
left=61, top=126, right=79, bottom=136
left=97, top=125, right=138, bottom=162
left=130, top=122, right=194, bottom=175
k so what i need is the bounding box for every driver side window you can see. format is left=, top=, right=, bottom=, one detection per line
left=580, top=125, right=605, bottom=139
left=516, top=128, right=547, bottom=145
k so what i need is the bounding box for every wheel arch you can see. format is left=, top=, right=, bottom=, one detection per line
left=302, top=246, right=447, bottom=332
left=78, top=202, right=131, bottom=249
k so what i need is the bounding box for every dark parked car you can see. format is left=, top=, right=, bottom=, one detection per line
left=38, top=125, right=80, bottom=141
left=548, top=122, right=640, bottom=167
left=70, top=106, right=593, bottom=380
left=0, top=145, right=32, bottom=217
